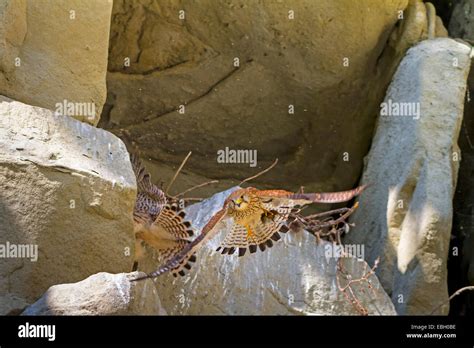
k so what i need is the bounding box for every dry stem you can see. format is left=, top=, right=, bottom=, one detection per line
left=239, top=158, right=279, bottom=186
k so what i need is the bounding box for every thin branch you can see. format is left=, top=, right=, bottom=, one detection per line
left=305, top=207, right=351, bottom=220
left=306, top=203, right=359, bottom=220
left=293, top=201, right=359, bottom=244
left=239, top=158, right=279, bottom=186
left=336, top=257, right=380, bottom=316
left=165, top=151, right=192, bottom=195
left=172, top=180, right=219, bottom=198
left=430, top=286, right=474, bottom=315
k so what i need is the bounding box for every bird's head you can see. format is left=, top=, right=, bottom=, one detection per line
left=227, top=192, right=251, bottom=211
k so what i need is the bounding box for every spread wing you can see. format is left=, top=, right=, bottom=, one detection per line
left=131, top=153, right=196, bottom=276
left=154, top=202, right=194, bottom=240
left=131, top=153, right=167, bottom=223
left=130, top=185, right=367, bottom=281
left=153, top=203, right=196, bottom=277
left=257, top=185, right=367, bottom=206
left=137, top=229, right=191, bottom=268
left=131, top=153, right=166, bottom=205
left=214, top=185, right=367, bottom=255
left=216, top=204, right=296, bottom=256
left=131, top=208, right=229, bottom=281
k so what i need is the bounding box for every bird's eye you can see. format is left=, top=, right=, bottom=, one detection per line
left=235, top=197, right=243, bottom=204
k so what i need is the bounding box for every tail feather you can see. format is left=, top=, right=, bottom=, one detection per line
left=131, top=230, right=208, bottom=282
left=171, top=251, right=197, bottom=277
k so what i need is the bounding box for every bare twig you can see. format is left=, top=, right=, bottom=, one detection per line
left=336, top=257, right=380, bottom=316
left=289, top=200, right=371, bottom=315
left=165, top=151, right=192, bottom=195
left=292, top=201, right=359, bottom=244
left=305, top=207, right=351, bottom=220
left=239, top=158, right=278, bottom=186
left=430, top=286, right=474, bottom=315
left=307, top=204, right=358, bottom=232
left=306, top=202, right=359, bottom=221
left=172, top=180, right=219, bottom=198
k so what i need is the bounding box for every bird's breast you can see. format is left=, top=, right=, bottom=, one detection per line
left=232, top=201, right=264, bottom=227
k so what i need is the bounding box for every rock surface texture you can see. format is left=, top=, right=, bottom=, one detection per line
left=450, top=0, right=474, bottom=314
left=449, top=0, right=474, bottom=41
left=0, top=0, right=113, bottom=125
left=345, top=38, right=472, bottom=315
left=22, top=272, right=166, bottom=315
left=142, top=188, right=396, bottom=315
left=0, top=97, right=136, bottom=315
left=100, top=0, right=450, bottom=197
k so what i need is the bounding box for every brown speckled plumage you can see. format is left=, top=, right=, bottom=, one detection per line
left=131, top=153, right=196, bottom=277
left=132, top=185, right=366, bottom=281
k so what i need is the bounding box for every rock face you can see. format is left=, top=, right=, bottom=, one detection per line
left=0, top=97, right=136, bottom=315
left=0, top=0, right=113, bottom=126
left=100, top=0, right=451, bottom=197
left=450, top=0, right=474, bottom=314
left=344, top=38, right=472, bottom=315
left=22, top=272, right=166, bottom=315
left=449, top=0, right=474, bottom=41
left=142, top=188, right=396, bottom=315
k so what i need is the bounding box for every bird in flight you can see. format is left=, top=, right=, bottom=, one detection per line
left=132, top=173, right=366, bottom=281
left=131, top=152, right=198, bottom=277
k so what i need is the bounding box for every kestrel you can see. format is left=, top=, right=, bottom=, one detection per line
left=132, top=184, right=366, bottom=281
left=131, top=153, right=197, bottom=277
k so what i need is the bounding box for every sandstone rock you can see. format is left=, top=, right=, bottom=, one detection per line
left=0, top=0, right=113, bottom=126
left=344, top=38, right=472, bottom=315
left=141, top=188, right=396, bottom=315
left=0, top=0, right=27, bottom=77
left=100, top=0, right=436, bottom=197
left=22, top=272, right=166, bottom=315
left=0, top=97, right=136, bottom=315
